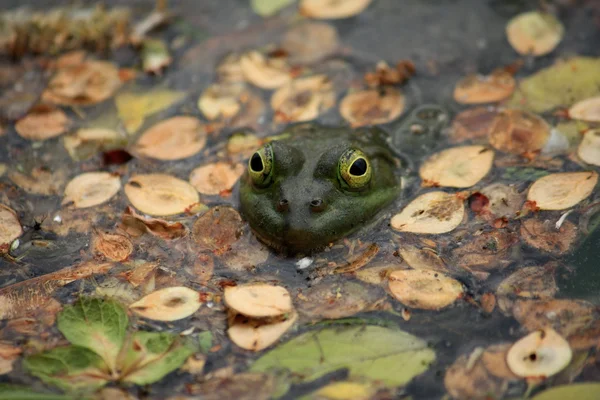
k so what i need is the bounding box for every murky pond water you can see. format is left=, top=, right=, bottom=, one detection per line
left=1, top=1, right=599, bottom=399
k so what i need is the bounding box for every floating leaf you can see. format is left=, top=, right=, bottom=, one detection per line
left=453, top=70, right=515, bottom=104
left=419, top=146, right=494, bottom=188
left=0, top=384, right=74, bottom=400
left=62, top=172, right=121, bottom=209
left=134, top=116, right=207, bottom=161
left=251, top=0, right=295, bottom=17
left=388, top=269, right=464, bottom=310
left=92, top=231, right=133, bottom=262
left=251, top=325, right=435, bottom=388
left=299, top=0, right=373, bottom=19
left=399, top=245, right=447, bottom=273
left=506, top=328, right=572, bottom=378
left=312, top=381, right=375, bottom=400
left=449, top=106, right=499, bottom=143
left=119, top=331, right=196, bottom=385
left=488, top=109, right=550, bottom=155
left=224, top=284, right=292, bottom=318
left=15, top=104, right=69, bottom=141
left=120, top=206, right=188, bottom=240
left=63, top=128, right=125, bottom=161
left=496, top=265, right=558, bottom=314
left=506, top=11, right=564, bottom=56
left=240, top=51, right=292, bottom=90
left=271, top=75, right=336, bottom=123
left=189, top=162, right=244, bottom=196
left=198, top=82, right=246, bottom=121
left=57, top=297, right=128, bottom=373
left=569, top=96, right=600, bottom=122
left=0, top=204, right=22, bottom=253
left=124, top=174, right=200, bottom=216
left=228, top=311, right=298, bottom=351
left=520, top=217, right=577, bottom=255
left=527, top=171, right=598, bottom=210
left=578, top=129, right=600, bottom=166
left=391, top=191, right=465, bottom=234
left=23, top=346, right=109, bottom=392
left=281, top=22, right=339, bottom=65
left=531, top=383, right=600, bottom=400
left=340, top=87, right=405, bottom=127
left=512, top=299, right=596, bottom=337
left=192, top=206, right=243, bottom=255
left=115, top=89, right=186, bottom=134
left=507, top=57, right=600, bottom=113
left=129, top=287, right=201, bottom=321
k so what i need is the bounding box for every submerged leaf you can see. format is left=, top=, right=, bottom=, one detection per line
left=251, top=0, right=294, bottom=17
left=115, top=90, right=186, bottom=134
left=531, top=383, right=600, bottom=400
left=251, top=325, right=435, bottom=388
left=0, top=384, right=74, bottom=400
left=57, top=298, right=128, bottom=373
left=23, top=346, right=109, bottom=392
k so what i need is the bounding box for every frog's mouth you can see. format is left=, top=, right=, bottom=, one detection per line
left=249, top=226, right=328, bottom=256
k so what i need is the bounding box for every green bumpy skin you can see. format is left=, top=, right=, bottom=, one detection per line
left=239, top=124, right=401, bottom=254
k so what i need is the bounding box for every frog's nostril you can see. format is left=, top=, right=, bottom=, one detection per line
left=310, top=198, right=326, bottom=212
left=277, top=198, right=289, bottom=212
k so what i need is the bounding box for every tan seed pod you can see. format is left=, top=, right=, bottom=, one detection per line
left=129, top=287, right=201, bottom=321
left=388, top=269, right=464, bottom=310
left=419, top=146, right=494, bottom=188
left=124, top=174, right=199, bottom=216
left=134, top=116, right=207, bottom=161
left=62, top=172, right=121, bottom=209
left=299, top=0, right=373, bottom=19
left=506, top=328, right=572, bottom=378
left=506, top=12, right=564, bottom=56
left=391, top=191, right=465, bottom=234
left=527, top=171, right=598, bottom=210
left=224, top=283, right=293, bottom=318
left=228, top=311, right=297, bottom=351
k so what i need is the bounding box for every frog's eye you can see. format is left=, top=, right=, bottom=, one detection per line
left=338, top=148, right=372, bottom=190
left=248, top=144, right=274, bottom=187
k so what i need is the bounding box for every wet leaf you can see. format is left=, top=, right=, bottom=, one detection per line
left=63, top=128, right=125, bottom=161
left=119, top=331, right=196, bottom=385
left=340, top=87, right=404, bottom=127
left=452, top=229, right=518, bottom=279
left=0, top=204, right=22, bottom=253
left=578, top=129, right=600, bottom=166
left=141, top=38, right=172, bottom=75
left=520, top=217, right=577, bottom=255
left=527, top=171, right=598, bottom=210
left=8, top=167, right=66, bottom=196
left=488, top=108, right=550, bottom=155
left=189, top=162, right=244, bottom=196
left=15, top=104, right=69, bottom=141
left=228, top=311, right=298, bottom=351
left=312, top=381, right=375, bottom=400
left=251, top=0, right=295, bottom=17
left=449, top=106, right=499, bottom=143
left=506, top=328, right=572, bottom=378
left=62, top=172, right=121, bottom=209
left=271, top=75, right=336, bottom=123
left=496, top=265, right=558, bottom=314
left=0, top=342, right=21, bottom=375
left=531, top=383, right=600, bottom=400
left=124, top=174, right=200, bottom=216
left=240, top=51, right=292, bottom=89
left=198, top=82, right=246, bottom=121
left=225, top=283, right=292, bottom=318
left=129, top=287, right=201, bottom=321
left=299, top=0, right=373, bottom=19
left=478, top=183, right=524, bottom=220
left=391, top=191, right=465, bottom=234
left=57, top=297, right=128, bottom=373
left=388, top=269, right=464, bottom=310
left=134, top=116, right=207, bottom=160
left=92, top=231, right=133, bottom=262
left=512, top=299, right=597, bottom=337
left=186, top=372, right=276, bottom=400
left=281, top=22, right=339, bottom=65
left=419, top=146, right=494, bottom=188
left=0, top=384, right=74, bottom=400
left=227, top=131, right=264, bottom=159
left=506, top=11, right=564, bottom=56
left=569, top=96, right=600, bottom=122
left=251, top=325, right=435, bottom=388
left=120, top=206, right=188, bottom=240
left=23, top=346, right=109, bottom=392
left=115, top=89, right=186, bottom=134
left=507, top=57, right=600, bottom=113
left=192, top=206, right=243, bottom=255
left=399, top=244, right=447, bottom=273
left=453, top=70, right=515, bottom=104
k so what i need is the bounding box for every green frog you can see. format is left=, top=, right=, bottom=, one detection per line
left=238, top=106, right=448, bottom=254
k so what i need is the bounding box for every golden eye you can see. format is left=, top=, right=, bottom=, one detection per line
left=338, top=148, right=372, bottom=189
left=248, top=144, right=274, bottom=187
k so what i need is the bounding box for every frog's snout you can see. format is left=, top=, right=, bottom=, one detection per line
left=276, top=195, right=327, bottom=214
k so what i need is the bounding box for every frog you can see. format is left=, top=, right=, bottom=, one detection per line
left=238, top=106, right=449, bottom=254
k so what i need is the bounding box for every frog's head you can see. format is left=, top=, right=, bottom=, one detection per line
left=239, top=129, right=400, bottom=254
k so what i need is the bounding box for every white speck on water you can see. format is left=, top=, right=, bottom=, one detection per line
left=296, top=257, right=313, bottom=270
left=53, top=214, right=62, bottom=223
left=555, top=210, right=572, bottom=230
left=180, top=327, right=195, bottom=336
left=206, top=301, right=214, bottom=308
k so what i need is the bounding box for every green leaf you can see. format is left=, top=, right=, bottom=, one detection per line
left=23, top=346, right=110, bottom=392
left=0, top=384, right=76, bottom=400
left=198, top=331, right=213, bottom=354
left=57, top=297, right=128, bottom=373
left=119, top=331, right=196, bottom=385
left=531, top=383, right=600, bottom=400
left=251, top=325, right=435, bottom=389
left=251, top=0, right=295, bottom=17
left=507, top=57, right=600, bottom=113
